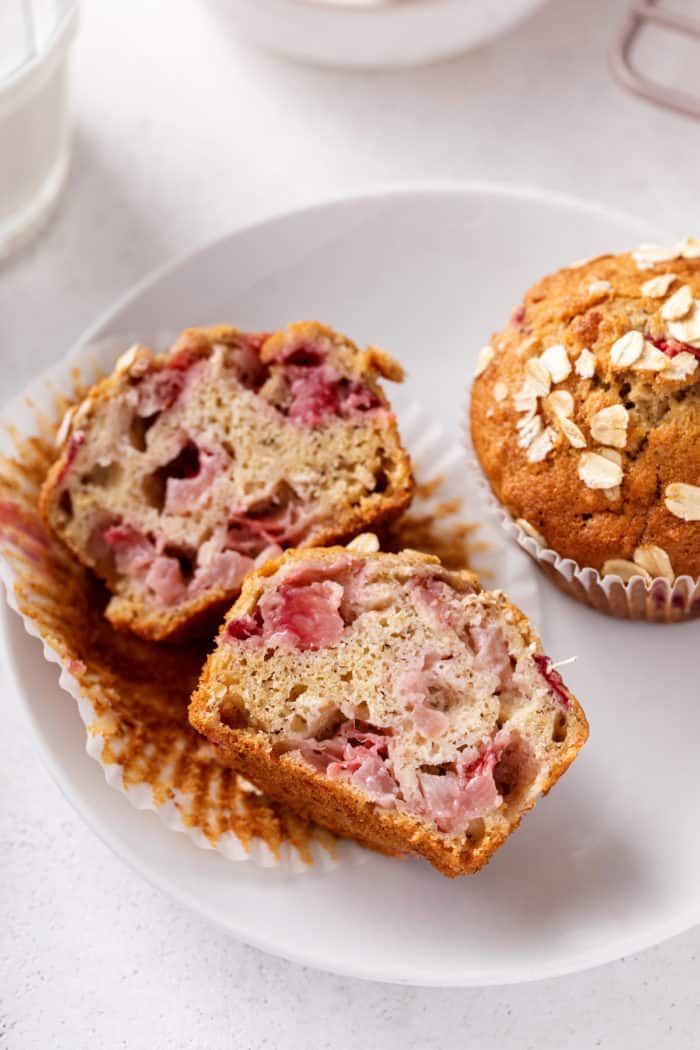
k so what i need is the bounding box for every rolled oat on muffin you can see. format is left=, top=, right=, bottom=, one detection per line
left=470, top=239, right=700, bottom=620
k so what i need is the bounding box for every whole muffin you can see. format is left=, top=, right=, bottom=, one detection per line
left=470, top=238, right=700, bottom=601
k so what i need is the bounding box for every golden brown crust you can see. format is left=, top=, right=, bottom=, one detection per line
left=39, top=323, right=414, bottom=643
left=259, top=321, right=406, bottom=380
left=190, top=699, right=587, bottom=878
left=470, top=251, right=700, bottom=580
left=189, top=546, right=589, bottom=877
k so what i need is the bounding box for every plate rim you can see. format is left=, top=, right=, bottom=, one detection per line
left=69, top=177, right=666, bottom=358
left=5, top=179, right=694, bottom=988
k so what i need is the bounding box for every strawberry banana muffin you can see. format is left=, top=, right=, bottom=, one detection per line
left=470, top=238, right=700, bottom=619
left=189, top=537, right=588, bottom=877
left=40, top=323, right=413, bottom=641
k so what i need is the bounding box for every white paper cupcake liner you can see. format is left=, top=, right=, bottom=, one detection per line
left=0, top=331, right=528, bottom=874
left=463, top=400, right=700, bottom=624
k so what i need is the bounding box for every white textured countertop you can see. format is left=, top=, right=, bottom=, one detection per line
left=2, top=1, right=700, bottom=1046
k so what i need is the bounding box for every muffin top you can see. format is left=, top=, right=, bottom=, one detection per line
left=470, top=238, right=700, bottom=580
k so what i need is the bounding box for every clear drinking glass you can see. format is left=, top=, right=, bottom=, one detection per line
left=0, top=0, right=79, bottom=259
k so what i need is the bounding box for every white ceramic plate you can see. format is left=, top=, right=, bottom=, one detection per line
left=3, top=183, right=699, bottom=987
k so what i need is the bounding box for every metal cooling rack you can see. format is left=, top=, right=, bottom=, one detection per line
left=611, top=0, right=700, bottom=119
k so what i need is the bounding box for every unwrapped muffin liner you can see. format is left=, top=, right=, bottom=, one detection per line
left=464, top=402, right=700, bottom=624
left=0, top=332, right=520, bottom=874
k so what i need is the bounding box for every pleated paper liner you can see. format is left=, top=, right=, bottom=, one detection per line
left=463, top=402, right=700, bottom=624
left=0, top=332, right=520, bottom=873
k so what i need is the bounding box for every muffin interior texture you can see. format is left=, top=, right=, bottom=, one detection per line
left=193, top=548, right=587, bottom=855
left=40, top=323, right=413, bottom=639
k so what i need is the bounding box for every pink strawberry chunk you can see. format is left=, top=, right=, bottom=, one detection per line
left=259, top=579, right=345, bottom=650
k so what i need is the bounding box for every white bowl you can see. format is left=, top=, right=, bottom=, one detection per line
left=208, top=0, right=548, bottom=69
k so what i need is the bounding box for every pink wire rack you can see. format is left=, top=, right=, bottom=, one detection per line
left=610, top=0, right=700, bottom=119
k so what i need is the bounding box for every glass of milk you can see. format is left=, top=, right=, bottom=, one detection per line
left=0, top=1, right=79, bottom=259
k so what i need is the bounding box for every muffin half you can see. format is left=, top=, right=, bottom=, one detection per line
left=189, top=539, right=588, bottom=877
left=40, top=323, right=413, bottom=641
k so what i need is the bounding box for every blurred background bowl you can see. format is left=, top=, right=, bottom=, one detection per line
left=208, top=0, right=549, bottom=69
